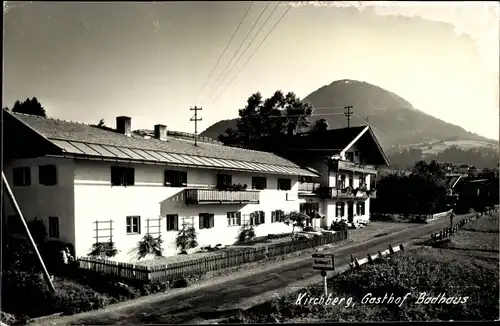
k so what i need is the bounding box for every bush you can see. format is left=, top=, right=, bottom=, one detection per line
left=330, top=220, right=349, bottom=231
left=175, top=226, right=198, bottom=254
left=137, top=234, right=164, bottom=259
left=88, top=241, right=118, bottom=258
left=238, top=224, right=256, bottom=243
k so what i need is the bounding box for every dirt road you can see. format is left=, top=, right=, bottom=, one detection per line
left=42, top=214, right=467, bottom=325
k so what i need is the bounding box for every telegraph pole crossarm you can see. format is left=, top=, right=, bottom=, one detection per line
left=344, top=105, right=353, bottom=128
left=190, top=106, right=203, bottom=146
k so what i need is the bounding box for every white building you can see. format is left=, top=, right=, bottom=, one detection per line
left=276, top=126, right=390, bottom=228
left=2, top=111, right=318, bottom=261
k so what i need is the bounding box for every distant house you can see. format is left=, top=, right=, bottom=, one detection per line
left=2, top=110, right=318, bottom=261
left=276, top=126, right=390, bottom=227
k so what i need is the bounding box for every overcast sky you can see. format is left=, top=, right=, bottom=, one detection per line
left=3, top=1, right=499, bottom=140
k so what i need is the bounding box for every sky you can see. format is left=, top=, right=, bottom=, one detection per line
left=3, top=1, right=499, bottom=140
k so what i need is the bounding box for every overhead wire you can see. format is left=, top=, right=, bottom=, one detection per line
left=194, top=2, right=254, bottom=104
left=204, top=1, right=283, bottom=104
left=208, top=3, right=291, bottom=106
left=200, top=1, right=273, bottom=105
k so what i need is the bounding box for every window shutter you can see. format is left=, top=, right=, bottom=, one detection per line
left=111, top=167, right=120, bottom=185
left=209, top=214, right=215, bottom=228
left=199, top=215, right=204, bottom=229
left=174, top=215, right=179, bottom=230
left=260, top=211, right=265, bottom=224
left=335, top=205, right=339, bottom=217
left=181, top=172, right=187, bottom=187
left=127, top=168, right=135, bottom=185
left=271, top=211, right=276, bottom=223
left=237, top=212, right=241, bottom=225
left=26, top=169, right=31, bottom=185
left=164, top=170, right=169, bottom=186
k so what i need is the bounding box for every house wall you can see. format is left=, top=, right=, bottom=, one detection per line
left=73, top=160, right=298, bottom=261
left=3, top=157, right=76, bottom=246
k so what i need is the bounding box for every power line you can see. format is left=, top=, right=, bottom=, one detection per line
left=344, top=105, right=353, bottom=128
left=263, top=112, right=346, bottom=119
left=204, top=2, right=282, bottom=104
left=208, top=4, right=291, bottom=106
left=194, top=2, right=254, bottom=104
left=200, top=1, right=272, bottom=105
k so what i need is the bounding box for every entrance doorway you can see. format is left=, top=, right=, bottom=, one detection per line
left=300, top=202, right=319, bottom=227
left=347, top=201, right=354, bottom=223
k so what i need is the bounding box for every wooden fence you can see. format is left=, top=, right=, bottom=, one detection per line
left=430, top=213, right=480, bottom=244
left=350, top=244, right=405, bottom=269
left=78, top=230, right=348, bottom=283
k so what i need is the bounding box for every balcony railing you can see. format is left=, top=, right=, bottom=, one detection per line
left=333, top=160, right=378, bottom=174
left=185, top=189, right=260, bottom=205
left=298, top=182, right=323, bottom=194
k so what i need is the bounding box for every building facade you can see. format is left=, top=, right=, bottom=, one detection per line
left=277, top=126, right=390, bottom=228
left=3, top=111, right=317, bottom=261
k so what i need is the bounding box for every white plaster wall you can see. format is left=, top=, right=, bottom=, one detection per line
left=73, top=161, right=298, bottom=261
left=3, top=157, right=76, bottom=245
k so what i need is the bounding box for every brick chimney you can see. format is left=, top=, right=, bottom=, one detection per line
left=154, top=124, right=168, bottom=141
left=116, top=116, right=132, bottom=137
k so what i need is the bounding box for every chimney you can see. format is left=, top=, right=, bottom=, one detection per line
left=154, top=124, right=168, bottom=141
left=116, top=116, right=132, bottom=137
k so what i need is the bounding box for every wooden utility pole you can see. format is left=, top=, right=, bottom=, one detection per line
left=190, top=106, right=203, bottom=146
left=1, top=171, right=56, bottom=292
left=344, top=105, right=353, bottom=128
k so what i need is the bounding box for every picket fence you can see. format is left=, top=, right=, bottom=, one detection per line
left=78, top=230, right=348, bottom=283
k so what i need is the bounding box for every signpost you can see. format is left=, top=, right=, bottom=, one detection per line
left=312, top=253, right=335, bottom=296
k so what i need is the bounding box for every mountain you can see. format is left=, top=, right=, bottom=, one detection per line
left=200, top=79, right=497, bottom=155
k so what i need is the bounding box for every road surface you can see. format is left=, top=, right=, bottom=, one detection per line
left=44, top=214, right=466, bottom=325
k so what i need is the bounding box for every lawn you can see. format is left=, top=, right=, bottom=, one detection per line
left=222, top=212, right=499, bottom=322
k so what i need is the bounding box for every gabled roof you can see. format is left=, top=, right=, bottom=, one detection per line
left=288, top=125, right=390, bottom=166
left=4, top=111, right=318, bottom=177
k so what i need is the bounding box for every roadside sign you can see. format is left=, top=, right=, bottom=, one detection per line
left=312, top=253, right=335, bottom=271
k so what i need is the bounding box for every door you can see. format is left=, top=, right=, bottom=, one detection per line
left=300, top=202, right=319, bottom=226
left=347, top=201, right=354, bottom=223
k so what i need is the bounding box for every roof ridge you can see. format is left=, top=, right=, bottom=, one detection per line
left=11, top=111, right=98, bottom=127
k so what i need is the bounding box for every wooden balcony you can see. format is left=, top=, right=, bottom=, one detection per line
left=333, top=160, right=378, bottom=175
left=298, top=182, right=323, bottom=194
left=185, top=189, right=260, bottom=205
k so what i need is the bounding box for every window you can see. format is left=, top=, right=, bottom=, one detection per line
left=166, top=214, right=179, bottom=231
left=277, top=178, right=292, bottom=191
left=348, top=175, right=354, bottom=188
left=48, top=216, right=59, bottom=238
left=227, top=212, right=241, bottom=226
left=251, top=177, right=267, bottom=190
left=345, top=152, right=354, bottom=162
left=199, top=213, right=214, bottom=229
left=249, top=211, right=265, bottom=225
left=8, top=215, right=23, bottom=234
left=300, top=176, right=312, bottom=183
left=357, top=202, right=365, bottom=216
left=339, top=174, right=346, bottom=189
left=111, top=166, right=135, bottom=186
left=336, top=202, right=345, bottom=217
left=164, top=170, right=187, bottom=187
left=13, top=167, right=31, bottom=186
left=271, top=210, right=285, bottom=223
left=126, top=216, right=141, bottom=234
left=39, top=165, right=57, bottom=186
left=217, top=174, right=232, bottom=189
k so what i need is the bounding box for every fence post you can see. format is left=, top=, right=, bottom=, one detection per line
left=389, top=245, right=394, bottom=254
left=367, top=254, right=374, bottom=265
left=354, top=257, right=361, bottom=268
left=399, top=244, right=405, bottom=251
left=378, top=250, right=383, bottom=259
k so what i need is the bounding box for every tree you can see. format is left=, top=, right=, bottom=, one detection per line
left=281, top=211, right=323, bottom=240
left=11, top=97, right=47, bottom=117
left=219, top=90, right=313, bottom=149
left=309, top=118, right=329, bottom=133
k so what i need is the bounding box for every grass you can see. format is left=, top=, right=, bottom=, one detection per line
left=222, top=212, right=499, bottom=322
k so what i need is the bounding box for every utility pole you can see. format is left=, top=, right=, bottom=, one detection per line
left=190, top=106, right=203, bottom=146
left=344, top=105, right=353, bottom=128
left=2, top=171, right=56, bottom=293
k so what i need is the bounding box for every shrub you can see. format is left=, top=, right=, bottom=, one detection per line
left=175, top=226, right=198, bottom=254
left=330, top=220, right=349, bottom=231
left=238, top=224, right=256, bottom=243
left=88, top=241, right=118, bottom=258
left=51, top=282, right=111, bottom=315
left=137, top=234, right=164, bottom=259
left=27, top=217, right=47, bottom=245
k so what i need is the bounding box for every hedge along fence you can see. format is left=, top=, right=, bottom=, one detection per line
left=78, top=230, right=348, bottom=283
left=430, top=213, right=481, bottom=244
